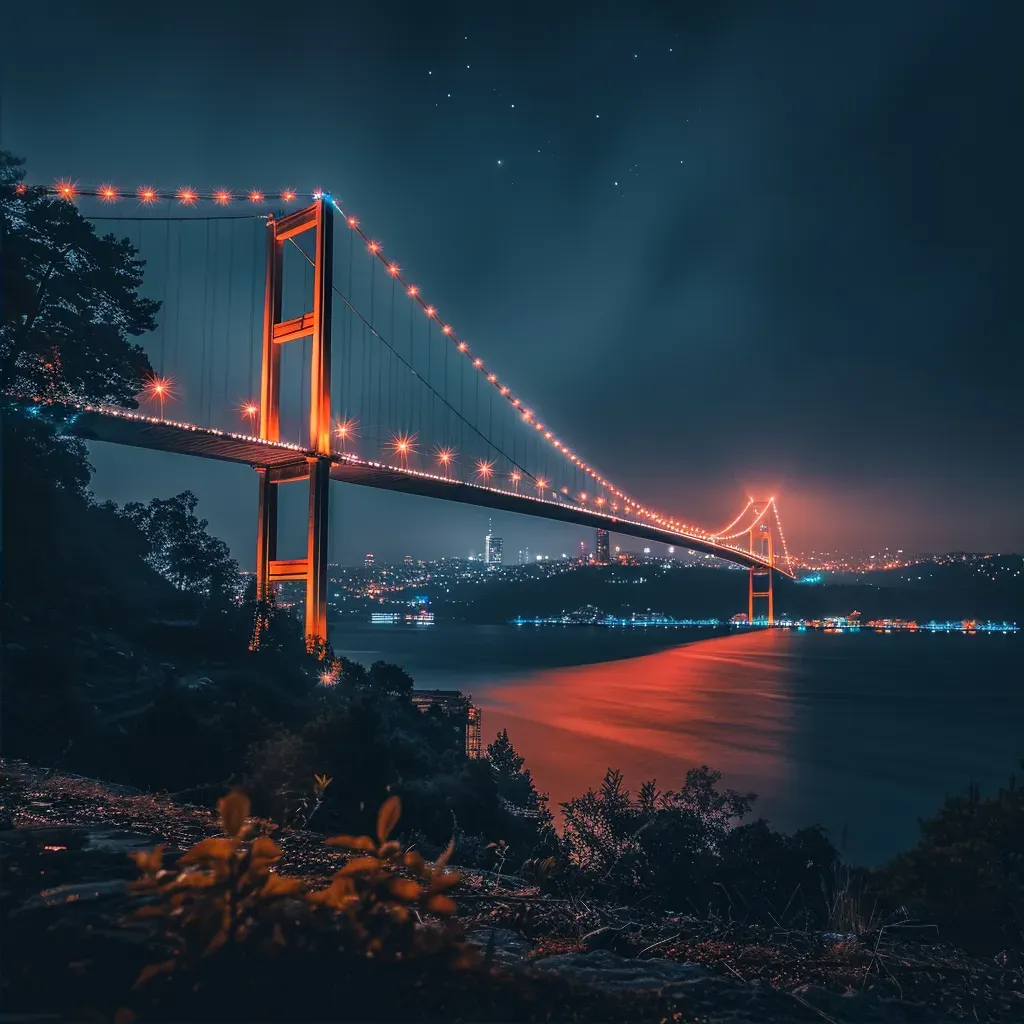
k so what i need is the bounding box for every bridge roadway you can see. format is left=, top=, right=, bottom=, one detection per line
left=29, top=401, right=791, bottom=577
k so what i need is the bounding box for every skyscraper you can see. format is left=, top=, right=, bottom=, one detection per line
left=484, top=519, right=503, bottom=564
left=596, top=529, right=610, bottom=564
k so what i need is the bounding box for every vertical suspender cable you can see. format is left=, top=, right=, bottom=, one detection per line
left=201, top=220, right=211, bottom=424
left=173, top=226, right=183, bottom=373
left=224, top=220, right=235, bottom=409
left=249, top=220, right=258, bottom=401
left=160, top=218, right=170, bottom=374
left=208, top=221, right=220, bottom=425
left=345, top=230, right=353, bottom=426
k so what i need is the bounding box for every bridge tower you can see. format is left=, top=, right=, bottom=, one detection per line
left=747, top=502, right=775, bottom=625
left=252, top=199, right=334, bottom=653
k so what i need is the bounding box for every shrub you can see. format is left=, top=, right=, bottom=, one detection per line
left=871, top=769, right=1024, bottom=952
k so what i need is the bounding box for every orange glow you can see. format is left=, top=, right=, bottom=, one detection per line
left=442, top=324, right=453, bottom=335
left=98, top=184, right=118, bottom=202
left=458, top=341, right=468, bottom=352
left=544, top=431, right=552, bottom=439
left=347, top=215, right=359, bottom=227
left=368, top=240, right=380, bottom=253
left=388, top=262, right=400, bottom=276
left=425, top=305, right=436, bottom=317
left=473, top=358, right=483, bottom=368
left=281, top=190, right=297, bottom=202
left=55, top=179, right=77, bottom=201
left=241, top=402, right=258, bottom=419
left=386, top=432, right=418, bottom=465
left=15, top=183, right=27, bottom=195
left=137, top=186, right=157, bottom=204
left=535, top=477, right=549, bottom=492
left=475, top=459, right=494, bottom=480
left=510, top=470, right=521, bottom=481
left=407, top=285, right=419, bottom=297
left=500, top=385, right=509, bottom=395
left=579, top=493, right=588, bottom=502
left=213, top=190, right=232, bottom=205
left=249, top=190, right=264, bottom=203
left=334, top=417, right=359, bottom=446
left=433, top=445, right=456, bottom=475
left=177, top=187, right=198, bottom=205
left=488, top=373, right=497, bottom=382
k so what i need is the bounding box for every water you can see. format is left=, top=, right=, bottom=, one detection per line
left=331, top=624, right=1023, bottom=865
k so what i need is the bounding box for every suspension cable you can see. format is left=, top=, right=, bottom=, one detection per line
left=287, top=238, right=537, bottom=485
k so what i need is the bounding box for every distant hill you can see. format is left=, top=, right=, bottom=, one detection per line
left=430, top=559, right=1024, bottom=625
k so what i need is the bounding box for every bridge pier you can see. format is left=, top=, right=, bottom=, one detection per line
left=747, top=505, right=775, bottom=625
left=251, top=198, right=334, bottom=654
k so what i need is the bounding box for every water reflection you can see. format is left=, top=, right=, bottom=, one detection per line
left=478, top=630, right=797, bottom=825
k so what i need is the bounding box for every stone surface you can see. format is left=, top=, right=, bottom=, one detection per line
left=466, top=927, right=534, bottom=967
left=532, top=949, right=710, bottom=990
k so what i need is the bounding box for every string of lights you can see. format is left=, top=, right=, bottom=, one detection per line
left=321, top=193, right=713, bottom=539
left=711, top=497, right=754, bottom=538
left=20, top=178, right=772, bottom=547
left=714, top=499, right=775, bottom=541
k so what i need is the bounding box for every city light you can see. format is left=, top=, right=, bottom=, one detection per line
left=433, top=445, right=456, bottom=478
left=475, top=459, right=494, bottom=481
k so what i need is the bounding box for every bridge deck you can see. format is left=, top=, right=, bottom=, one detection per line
left=21, top=401, right=790, bottom=576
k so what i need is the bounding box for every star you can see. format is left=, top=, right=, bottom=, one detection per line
left=497, top=159, right=503, bottom=166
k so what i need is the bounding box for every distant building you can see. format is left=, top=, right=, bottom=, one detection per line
left=411, top=690, right=482, bottom=758
left=404, top=555, right=414, bottom=566
left=484, top=519, right=503, bottom=564
left=364, top=552, right=375, bottom=568
left=596, top=529, right=610, bottom=564
left=518, top=547, right=530, bottom=564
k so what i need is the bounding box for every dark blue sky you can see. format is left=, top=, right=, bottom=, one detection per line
left=3, top=0, right=1022, bottom=563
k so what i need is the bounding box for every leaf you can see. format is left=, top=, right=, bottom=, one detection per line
left=388, top=878, right=422, bottom=901
left=262, top=874, right=303, bottom=897
left=378, top=840, right=401, bottom=859
left=133, top=959, right=176, bottom=989
left=428, top=871, right=462, bottom=894
left=325, top=834, right=376, bottom=851
left=218, top=791, right=251, bottom=838
left=425, top=893, right=457, bottom=916
left=130, top=846, right=164, bottom=873
left=403, top=851, right=425, bottom=874
left=204, top=927, right=229, bottom=956
left=376, top=795, right=402, bottom=843
left=178, top=837, right=236, bottom=864
left=435, top=836, right=455, bottom=870
left=251, top=835, right=283, bottom=859
left=338, top=856, right=382, bottom=876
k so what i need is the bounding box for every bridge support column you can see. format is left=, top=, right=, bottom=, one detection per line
left=252, top=198, right=334, bottom=655
left=747, top=505, right=775, bottom=626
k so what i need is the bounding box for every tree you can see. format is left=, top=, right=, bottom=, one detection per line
left=487, top=729, right=544, bottom=812
left=367, top=660, right=414, bottom=698
left=1, top=151, right=156, bottom=405
left=122, top=491, right=240, bottom=610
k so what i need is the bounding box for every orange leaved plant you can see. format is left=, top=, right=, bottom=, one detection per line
left=128, top=791, right=301, bottom=987
left=311, top=794, right=467, bottom=959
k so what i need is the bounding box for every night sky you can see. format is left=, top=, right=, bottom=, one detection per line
left=3, top=0, right=1022, bottom=564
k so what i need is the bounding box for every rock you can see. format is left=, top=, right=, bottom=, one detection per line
left=466, top=927, right=533, bottom=967
left=581, top=925, right=624, bottom=951
left=531, top=949, right=709, bottom=991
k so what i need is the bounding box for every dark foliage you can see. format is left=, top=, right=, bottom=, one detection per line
left=870, top=769, right=1024, bottom=953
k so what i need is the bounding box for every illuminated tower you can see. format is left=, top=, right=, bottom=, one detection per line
left=484, top=519, right=503, bottom=564
left=747, top=502, right=775, bottom=625
left=252, top=198, right=334, bottom=654
left=596, top=529, right=610, bottom=564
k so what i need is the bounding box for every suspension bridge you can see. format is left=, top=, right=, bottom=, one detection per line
left=10, top=181, right=796, bottom=646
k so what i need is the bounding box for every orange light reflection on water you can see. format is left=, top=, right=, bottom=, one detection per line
left=477, top=631, right=797, bottom=821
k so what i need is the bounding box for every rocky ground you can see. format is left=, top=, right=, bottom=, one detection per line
left=2, top=760, right=1021, bottom=1023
